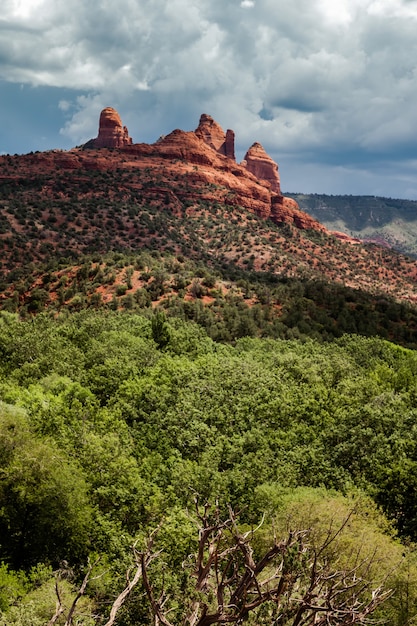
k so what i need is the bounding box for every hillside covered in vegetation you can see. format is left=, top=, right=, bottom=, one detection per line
left=1, top=310, right=417, bottom=624
left=2, top=115, right=417, bottom=624
left=2, top=249, right=417, bottom=350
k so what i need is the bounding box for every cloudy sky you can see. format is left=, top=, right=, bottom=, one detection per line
left=2, top=0, right=417, bottom=198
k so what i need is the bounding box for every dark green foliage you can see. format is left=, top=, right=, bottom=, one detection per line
left=0, top=309, right=416, bottom=622
left=5, top=250, right=416, bottom=348
left=151, top=311, right=170, bottom=349
left=0, top=406, right=92, bottom=569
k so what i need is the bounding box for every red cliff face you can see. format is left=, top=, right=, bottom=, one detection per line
left=224, top=129, right=235, bottom=161
left=78, top=108, right=324, bottom=233
left=242, top=142, right=281, bottom=194
left=154, top=129, right=218, bottom=166
left=90, top=107, right=132, bottom=149
left=195, top=114, right=235, bottom=160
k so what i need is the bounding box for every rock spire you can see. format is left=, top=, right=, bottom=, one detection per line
left=242, top=142, right=281, bottom=194
left=89, top=107, right=132, bottom=149
left=195, top=114, right=235, bottom=160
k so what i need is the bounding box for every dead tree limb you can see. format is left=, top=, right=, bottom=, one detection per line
left=47, top=580, right=65, bottom=626
left=104, top=525, right=163, bottom=626
left=140, top=501, right=395, bottom=626
left=48, top=557, right=102, bottom=626
left=64, top=557, right=100, bottom=626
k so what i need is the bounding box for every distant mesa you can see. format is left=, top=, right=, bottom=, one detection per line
left=84, top=107, right=132, bottom=149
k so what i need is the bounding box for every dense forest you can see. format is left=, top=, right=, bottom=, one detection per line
left=2, top=306, right=417, bottom=624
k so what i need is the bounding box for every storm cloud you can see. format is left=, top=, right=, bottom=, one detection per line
left=2, top=0, right=417, bottom=197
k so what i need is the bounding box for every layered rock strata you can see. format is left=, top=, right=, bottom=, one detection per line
left=195, top=114, right=235, bottom=160
left=87, top=107, right=132, bottom=149
left=79, top=107, right=325, bottom=233
left=242, top=142, right=281, bottom=194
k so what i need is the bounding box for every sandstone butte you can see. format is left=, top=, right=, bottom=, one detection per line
left=85, top=108, right=326, bottom=233
left=2, top=107, right=325, bottom=234
left=85, top=107, right=133, bottom=149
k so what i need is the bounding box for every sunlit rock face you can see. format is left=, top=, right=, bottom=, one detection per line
left=79, top=107, right=323, bottom=233
left=91, top=107, right=132, bottom=148
left=242, top=142, right=281, bottom=194
left=195, top=114, right=235, bottom=160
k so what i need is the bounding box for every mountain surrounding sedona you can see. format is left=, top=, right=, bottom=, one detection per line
left=2, top=106, right=417, bottom=626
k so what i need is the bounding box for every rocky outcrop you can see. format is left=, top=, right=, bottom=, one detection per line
left=77, top=108, right=326, bottom=233
left=87, top=107, right=132, bottom=149
left=195, top=114, right=235, bottom=160
left=332, top=231, right=361, bottom=244
left=224, top=129, right=236, bottom=161
left=242, top=142, right=281, bottom=194
left=154, top=129, right=218, bottom=166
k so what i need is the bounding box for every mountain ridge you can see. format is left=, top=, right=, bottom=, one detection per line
left=287, top=192, right=417, bottom=257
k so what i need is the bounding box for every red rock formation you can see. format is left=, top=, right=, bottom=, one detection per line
left=195, top=114, right=235, bottom=160
left=155, top=129, right=217, bottom=166
left=71, top=109, right=324, bottom=233
left=332, top=231, right=361, bottom=244
left=90, top=107, right=132, bottom=149
left=224, top=129, right=236, bottom=161
left=242, top=142, right=281, bottom=194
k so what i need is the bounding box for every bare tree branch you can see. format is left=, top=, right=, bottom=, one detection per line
left=47, top=580, right=65, bottom=626
left=64, top=557, right=100, bottom=626
left=124, top=502, right=395, bottom=626
left=104, top=525, right=163, bottom=626
left=141, top=550, right=175, bottom=626
left=104, top=551, right=147, bottom=626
